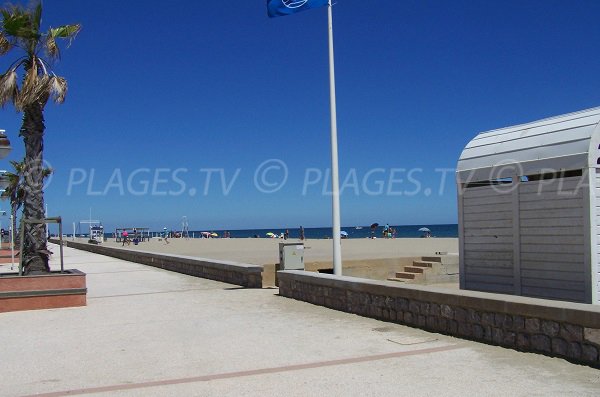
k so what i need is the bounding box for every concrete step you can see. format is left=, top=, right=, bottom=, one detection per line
left=391, top=255, right=459, bottom=285
left=387, top=277, right=408, bottom=283
left=412, top=261, right=435, bottom=268
left=395, top=272, right=420, bottom=280
left=421, top=256, right=442, bottom=263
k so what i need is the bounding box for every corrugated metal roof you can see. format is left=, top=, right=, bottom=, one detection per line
left=457, top=107, right=600, bottom=182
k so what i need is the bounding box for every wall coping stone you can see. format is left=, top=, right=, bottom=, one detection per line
left=117, top=248, right=263, bottom=272
left=56, top=240, right=263, bottom=287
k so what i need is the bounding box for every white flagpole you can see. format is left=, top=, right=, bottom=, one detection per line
left=327, top=0, right=342, bottom=275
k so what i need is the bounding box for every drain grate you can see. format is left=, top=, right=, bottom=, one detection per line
left=372, top=326, right=395, bottom=333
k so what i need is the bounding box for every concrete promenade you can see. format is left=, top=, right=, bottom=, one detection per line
left=0, top=245, right=598, bottom=396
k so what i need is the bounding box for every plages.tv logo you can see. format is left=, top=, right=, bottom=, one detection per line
left=283, top=0, right=309, bottom=8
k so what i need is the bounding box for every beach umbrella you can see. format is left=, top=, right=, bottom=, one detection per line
left=211, top=232, right=218, bottom=237
left=370, top=223, right=379, bottom=229
left=340, top=231, right=348, bottom=236
left=266, top=232, right=275, bottom=237
left=418, top=227, right=431, bottom=232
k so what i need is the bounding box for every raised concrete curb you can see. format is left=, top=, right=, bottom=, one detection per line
left=54, top=239, right=263, bottom=288
left=278, top=270, right=600, bottom=367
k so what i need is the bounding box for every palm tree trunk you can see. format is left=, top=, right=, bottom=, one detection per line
left=20, top=102, right=49, bottom=274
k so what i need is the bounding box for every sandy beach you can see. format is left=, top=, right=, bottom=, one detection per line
left=99, top=237, right=459, bottom=265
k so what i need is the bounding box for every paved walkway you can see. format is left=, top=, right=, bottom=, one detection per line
left=1, top=245, right=598, bottom=396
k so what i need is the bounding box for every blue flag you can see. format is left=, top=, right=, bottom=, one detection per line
left=267, top=0, right=329, bottom=18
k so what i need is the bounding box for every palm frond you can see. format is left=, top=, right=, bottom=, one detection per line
left=1, top=6, right=29, bottom=36
left=46, top=24, right=81, bottom=58
left=49, top=75, right=66, bottom=104
left=0, top=32, right=11, bottom=55
left=16, top=64, right=36, bottom=108
left=1, top=5, right=38, bottom=41
left=10, top=160, right=25, bottom=174
left=17, top=75, right=52, bottom=110
left=1, top=3, right=78, bottom=110
left=45, top=34, right=57, bottom=58
left=15, top=60, right=53, bottom=108
left=4, top=160, right=27, bottom=213
left=49, top=24, right=81, bottom=41
left=0, top=70, right=18, bottom=107
left=42, top=167, right=53, bottom=178
left=31, top=1, right=42, bottom=33
left=23, top=58, right=37, bottom=89
left=35, top=73, right=51, bottom=99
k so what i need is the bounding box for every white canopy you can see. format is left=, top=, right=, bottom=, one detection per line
left=457, top=107, right=600, bottom=182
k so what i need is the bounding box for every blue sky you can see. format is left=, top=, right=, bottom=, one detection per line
left=2, top=0, right=600, bottom=233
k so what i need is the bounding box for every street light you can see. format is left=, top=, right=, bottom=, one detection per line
left=0, top=129, right=11, bottom=263
left=0, top=130, right=12, bottom=159
left=0, top=170, right=9, bottom=191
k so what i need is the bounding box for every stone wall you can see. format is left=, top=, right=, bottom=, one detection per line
left=54, top=240, right=263, bottom=288
left=278, top=270, right=600, bottom=367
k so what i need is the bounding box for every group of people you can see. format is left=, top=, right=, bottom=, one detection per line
left=382, top=224, right=396, bottom=239
left=121, top=228, right=141, bottom=246
left=260, top=227, right=303, bottom=240
left=370, top=224, right=396, bottom=239
left=266, top=229, right=291, bottom=239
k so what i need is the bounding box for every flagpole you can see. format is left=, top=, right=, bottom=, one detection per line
left=327, top=0, right=342, bottom=275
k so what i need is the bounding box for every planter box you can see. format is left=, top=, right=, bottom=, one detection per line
left=0, top=270, right=87, bottom=313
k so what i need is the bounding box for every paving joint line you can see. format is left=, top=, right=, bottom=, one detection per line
left=22, top=344, right=465, bottom=397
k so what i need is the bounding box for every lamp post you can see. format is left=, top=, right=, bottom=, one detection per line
left=0, top=130, right=11, bottom=159
left=0, top=129, right=12, bottom=268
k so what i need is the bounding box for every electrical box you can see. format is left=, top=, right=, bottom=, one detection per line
left=279, top=242, right=304, bottom=270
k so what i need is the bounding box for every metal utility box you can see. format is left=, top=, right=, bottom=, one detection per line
left=279, top=242, right=304, bottom=270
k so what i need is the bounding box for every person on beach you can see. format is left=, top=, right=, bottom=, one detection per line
left=284, top=229, right=289, bottom=240
left=299, top=226, right=305, bottom=241
left=163, top=228, right=170, bottom=244
left=122, top=230, right=129, bottom=246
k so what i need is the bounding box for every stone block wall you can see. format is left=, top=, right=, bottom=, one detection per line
left=54, top=240, right=263, bottom=288
left=278, top=270, right=600, bottom=367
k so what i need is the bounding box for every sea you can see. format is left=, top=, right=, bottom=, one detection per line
left=104, top=224, right=458, bottom=239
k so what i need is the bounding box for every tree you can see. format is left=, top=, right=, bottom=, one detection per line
left=2, top=159, right=52, bottom=246
left=2, top=160, right=25, bottom=245
left=0, top=1, right=79, bottom=274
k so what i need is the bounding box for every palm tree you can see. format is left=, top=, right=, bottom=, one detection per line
left=2, top=160, right=25, bottom=245
left=0, top=1, right=80, bottom=274
left=2, top=159, right=51, bottom=246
